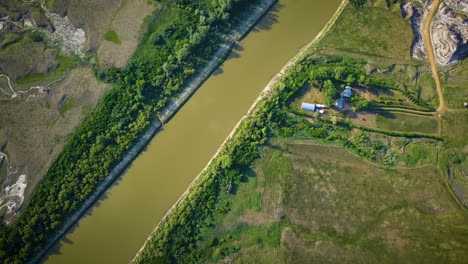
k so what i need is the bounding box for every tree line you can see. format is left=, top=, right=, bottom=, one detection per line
left=134, top=54, right=442, bottom=263
left=0, top=0, right=263, bottom=262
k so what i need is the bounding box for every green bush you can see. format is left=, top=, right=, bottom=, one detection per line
left=350, top=0, right=367, bottom=8
left=350, top=95, right=369, bottom=110
left=103, top=30, right=121, bottom=45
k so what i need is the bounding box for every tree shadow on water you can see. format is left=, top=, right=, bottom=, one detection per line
left=251, top=3, right=284, bottom=33
left=213, top=43, right=245, bottom=75
left=213, top=2, right=283, bottom=75
left=38, top=126, right=166, bottom=263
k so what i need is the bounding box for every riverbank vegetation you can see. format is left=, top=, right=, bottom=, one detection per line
left=0, top=0, right=270, bottom=262
left=135, top=1, right=467, bottom=262
left=135, top=51, right=466, bottom=262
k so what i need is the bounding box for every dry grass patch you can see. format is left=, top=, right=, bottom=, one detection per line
left=0, top=67, right=108, bottom=221
left=204, top=139, right=468, bottom=263
left=97, top=0, right=158, bottom=68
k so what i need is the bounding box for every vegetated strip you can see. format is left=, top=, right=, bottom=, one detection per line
left=0, top=1, right=277, bottom=263
left=289, top=108, right=441, bottom=140
left=368, top=106, right=435, bottom=116
left=132, top=1, right=350, bottom=262
left=28, top=121, right=162, bottom=264
left=158, top=0, right=276, bottom=123
left=32, top=3, right=279, bottom=259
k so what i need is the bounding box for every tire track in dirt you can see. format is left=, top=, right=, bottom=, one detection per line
left=422, top=0, right=445, bottom=113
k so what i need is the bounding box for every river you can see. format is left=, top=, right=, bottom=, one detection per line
left=43, top=0, right=341, bottom=263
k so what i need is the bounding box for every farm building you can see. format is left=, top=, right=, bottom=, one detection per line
left=336, top=98, right=344, bottom=109
left=343, top=86, right=353, bottom=98
left=301, top=102, right=316, bottom=112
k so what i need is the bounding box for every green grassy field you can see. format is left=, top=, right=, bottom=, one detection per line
left=375, top=112, right=438, bottom=134
left=103, top=30, right=122, bottom=45
left=318, top=5, right=413, bottom=60
left=201, top=140, right=468, bottom=263
left=443, top=59, right=468, bottom=109
left=442, top=111, right=468, bottom=148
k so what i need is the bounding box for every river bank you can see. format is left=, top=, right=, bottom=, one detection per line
left=33, top=0, right=277, bottom=263
left=30, top=120, right=162, bottom=263
left=132, top=0, right=348, bottom=262
left=159, top=0, right=277, bottom=123
left=42, top=0, right=342, bottom=263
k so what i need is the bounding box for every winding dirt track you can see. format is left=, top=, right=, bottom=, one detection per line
left=422, top=0, right=445, bottom=113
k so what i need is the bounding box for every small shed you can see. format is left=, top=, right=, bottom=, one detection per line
left=301, top=102, right=316, bottom=112
left=343, top=86, right=353, bottom=98
left=336, top=98, right=344, bottom=109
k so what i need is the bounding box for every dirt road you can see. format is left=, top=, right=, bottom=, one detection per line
left=422, top=0, right=445, bottom=113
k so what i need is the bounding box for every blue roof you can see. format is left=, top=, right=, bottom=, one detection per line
left=343, top=87, right=353, bottom=98
left=336, top=98, right=344, bottom=108
left=301, top=102, right=316, bottom=112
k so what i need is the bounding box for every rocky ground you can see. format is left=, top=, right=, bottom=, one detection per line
left=404, top=0, right=467, bottom=66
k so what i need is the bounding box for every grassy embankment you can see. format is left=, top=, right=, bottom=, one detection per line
left=134, top=1, right=467, bottom=262
left=0, top=0, right=271, bottom=263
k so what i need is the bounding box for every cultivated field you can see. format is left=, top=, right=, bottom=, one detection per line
left=375, top=112, right=438, bottom=134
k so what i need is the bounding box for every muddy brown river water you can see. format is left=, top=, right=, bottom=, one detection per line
left=43, top=0, right=340, bottom=263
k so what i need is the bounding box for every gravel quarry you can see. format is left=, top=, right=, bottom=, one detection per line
left=406, top=0, right=467, bottom=66
left=40, top=0, right=86, bottom=58
left=0, top=152, right=27, bottom=225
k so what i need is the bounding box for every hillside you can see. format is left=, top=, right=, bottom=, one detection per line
left=0, top=0, right=156, bottom=223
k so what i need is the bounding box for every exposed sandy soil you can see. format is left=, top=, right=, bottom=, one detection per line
left=421, top=0, right=445, bottom=112
left=431, top=0, right=468, bottom=65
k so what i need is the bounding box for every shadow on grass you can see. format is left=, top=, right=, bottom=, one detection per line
left=377, top=111, right=397, bottom=119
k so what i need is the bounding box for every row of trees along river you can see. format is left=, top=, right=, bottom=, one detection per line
left=0, top=0, right=342, bottom=263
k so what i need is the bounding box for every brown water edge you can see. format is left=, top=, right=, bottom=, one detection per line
left=43, top=0, right=341, bottom=263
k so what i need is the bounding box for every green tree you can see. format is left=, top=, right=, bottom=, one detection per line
left=350, top=95, right=369, bottom=111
